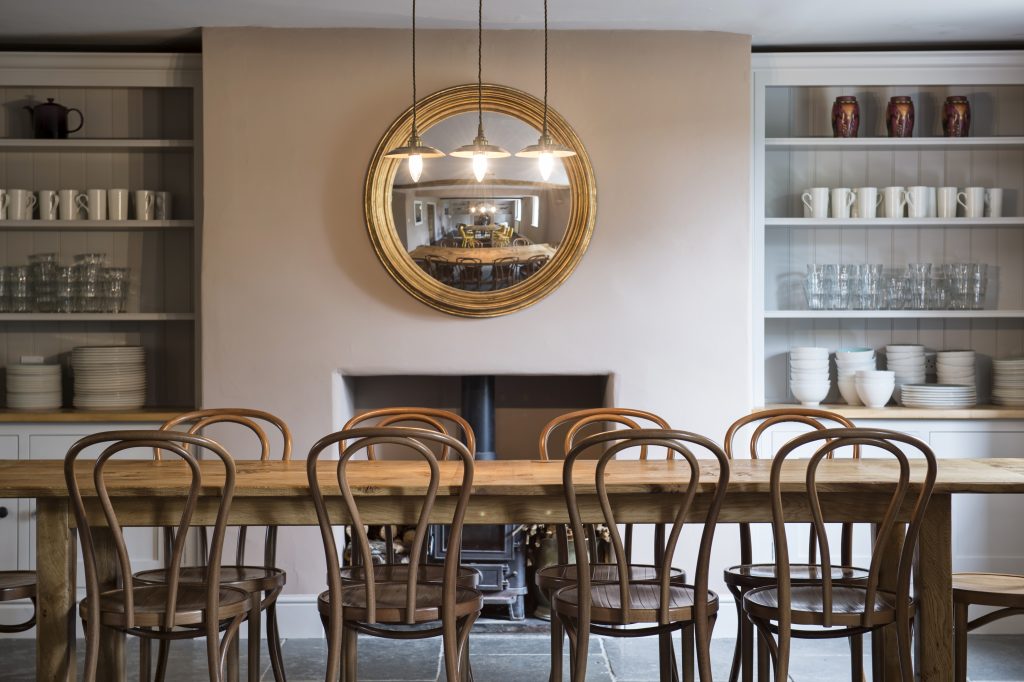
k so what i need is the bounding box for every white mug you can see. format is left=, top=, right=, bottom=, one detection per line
left=58, top=190, right=80, bottom=220
left=830, top=188, right=855, bottom=219
left=937, top=187, right=958, bottom=219
left=882, top=186, right=906, bottom=218
left=958, top=187, right=986, bottom=218
left=38, top=190, right=59, bottom=221
left=108, top=189, right=129, bottom=221
left=905, top=186, right=936, bottom=218
left=852, top=187, right=881, bottom=219
left=7, top=189, right=37, bottom=220
left=134, top=190, right=155, bottom=220
left=154, top=191, right=172, bottom=220
left=0, top=190, right=9, bottom=220
left=987, top=188, right=1004, bottom=218
left=77, top=189, right=107, bottom=221
left=801, top=187, right=830, bottom=219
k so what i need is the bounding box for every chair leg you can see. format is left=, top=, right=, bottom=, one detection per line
left=342, top=626, right=358, bottom=682
left=266, top=600, right=287, bottom=682
left=219, top=615, right=247, bottom=682
left=549, top=601, right=564, bottom=682
left=872, top=626, right=887, bottom=682
left=954, top=603, right=969, bottom=682
left=849, top=633, right=863, bottom=682
left=750, top=618, right=779, bottom=682
left=155, top=639, right=171, bottom=682
left=755, top=631, right=769, bottom=682
left=679, top=626, right=694, bottom=682
left=726, top=584, right=745, bottom=682
left=561, top=615, right=589, bottom=682
left=455, top=612, right=479, bottom=682
left=140, top=638, right=152, bottom=682
left=247, top=603, right=262, bottom=682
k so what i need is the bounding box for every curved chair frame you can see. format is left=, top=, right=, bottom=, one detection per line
left=308, top=426, right=482, bottom=682
left=0, top=571, right=37, bottom=633
left=552, top=429, right=730, bottom=682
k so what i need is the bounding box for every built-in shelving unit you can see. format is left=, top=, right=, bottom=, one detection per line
left=753, top=50, right=1024, bottom=413
left=0, top=138, right=193, bottom=151
left=0, top=219, right=193, bottom=231
left=761, top=403, right=1024, bottom=420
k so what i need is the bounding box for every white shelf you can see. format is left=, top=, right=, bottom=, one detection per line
left=765, top=136, right=1024, bottom=150
left=765, top=310, right=1024, bottom=319
left=761, top=403, right=1024, bottom=421
left=0, top=219, right=193, bottom=231
left=0, top=313, right=194, bottom=322
left=0, top=138, right=193, bottom=151
left=765, top=217, right=1024, bottom=228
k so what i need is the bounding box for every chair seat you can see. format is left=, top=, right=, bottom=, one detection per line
left=134, top=565, right=286, bottom=594
left=340, top=563, right=480, bottom=589
left=953, top=572, right=1024, bottom=608
left=551, top=582, right=719, bottom=626
left=318, top=582, right=483, bottom=624
left=81, top=584, right=252, bottom=629
left=537, top=563, right=686, bottom=592
left=725, top=563, right=869, bottom=589
left=0, top=571, right=36, bottom=601
left=743, top=585, right=900, bottom=628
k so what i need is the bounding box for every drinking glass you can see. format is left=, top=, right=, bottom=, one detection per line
left=55, top=266, right=75, bottom=313
left=906, top=263, right=932, bottom=310
left=9, top=266, right=31, bottom=313
left=804, top=264, right=827, bottom=311
left=0, top=266, right=10, bottom=313
left=102, top=267, right=131, bottom=313
left=970, top=263, right=988, bottom=309
left=887, top=275, right=907, bottom=310
left=928, top=276, right=948, bottom=310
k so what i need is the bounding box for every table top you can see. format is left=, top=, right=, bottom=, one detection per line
left=408, top=244, right=556, bottom=263
left=4, top=458, right=1024, bottom=499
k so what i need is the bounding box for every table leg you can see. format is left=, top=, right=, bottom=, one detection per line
left=35, top=498, right=76, bottom=682
left=95, top=528, right=127, bottom=682
left=915, top=493, right=953, bottom=681
left=873, top=523, right=904, bottom=681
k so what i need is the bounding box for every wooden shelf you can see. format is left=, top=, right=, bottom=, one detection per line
left=765, top=310, right=1023, bottom=319
left=0, top=138, right=193, bottom=151
left=765, top=136, right=1024, bottom=150
left=0, top=408, right=190, bottom=423
left=764, top=217, right=1024, bottom=228
left=761, top=403, right=1024, bottom=420
left=0, top=313, right=193, bottom=322
left=0, top=219, right=193, bottom=231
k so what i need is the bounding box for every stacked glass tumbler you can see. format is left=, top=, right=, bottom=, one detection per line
left=0, top=253, right=130, bottom=313
left=804, top=262, right=989, bottom=311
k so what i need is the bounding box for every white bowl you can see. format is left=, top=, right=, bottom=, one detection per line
left=855, top=380, right=895, bottom=408
left=791, top=380, right=830, bottom=406
left=856, top=370, right=895, bottom=380
left=791, top=347, right=829, bottom=359
left=790, top=358, right=829, bottom=370
left=837, top=379, right=863, bottom=406
left=836, top=348, right=875, bottom=361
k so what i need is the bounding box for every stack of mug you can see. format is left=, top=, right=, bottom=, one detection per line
left=801, top=186, right=1003, bottom=218
left=0, top=188, right=172, bottom=221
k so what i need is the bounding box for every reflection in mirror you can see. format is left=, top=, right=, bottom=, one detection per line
left=391, top=111, right=570, bottom=291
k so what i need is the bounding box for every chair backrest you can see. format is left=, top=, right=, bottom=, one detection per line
left=524, top=254, right=549, bottom=275
left=308, top=426, right=475, bottom=627
left=540, top=408, right=677, bottom=563
left=160, top=408, right=291, bottom=567
left=512, top=237, right=531, bottom=246
left=724, top=407, right=858, bottom=566
left=65, top=430, right=236, bottom=632
left=343, top=407, right=476, bottom=460
left=767, top=427, right=936, bottom=631
left=563, top=429, right=729, bottom=626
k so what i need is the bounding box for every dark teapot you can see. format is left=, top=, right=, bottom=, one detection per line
left=24, top=98, right=84, bottom=139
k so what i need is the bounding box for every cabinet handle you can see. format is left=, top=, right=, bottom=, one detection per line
left=0, top=506, right=7, bottom=519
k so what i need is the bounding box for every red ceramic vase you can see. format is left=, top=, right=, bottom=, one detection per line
left=832, top=96, right=860, bottom=138
left=886, top=96, right=915, bottom=138
left=943, top=96, right=971, bottom=137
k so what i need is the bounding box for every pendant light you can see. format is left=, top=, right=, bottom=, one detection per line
left=384, top=0, right=444, bottom=182
left=515, top=0, right=576, bottom=181
left=449, top=0, right=510, bottom=182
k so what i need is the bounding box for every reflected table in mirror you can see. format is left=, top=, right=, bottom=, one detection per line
left=409, top=243, right=556, bottom=291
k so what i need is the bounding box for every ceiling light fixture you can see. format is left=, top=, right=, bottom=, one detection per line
left=515, top=0, right=576, bottom=181
left=383, top=0, right=443, bottom=182
left=449, top=0, right=509, bottom=182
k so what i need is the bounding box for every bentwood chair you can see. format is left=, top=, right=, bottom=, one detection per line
left=512, top=237, right=531, bottom=246
left=0, top=571, right=36, bottom=633
left=455, top=257, right=483, bottom=290
left=536, top=408, right=688, bottom=682
left=308, top=427, right=483, bottom=682
left=134, top=409, right=291, bottom=682
left=521, top=254, right=549, bottom=278
left=425, top=256, right=456, bottom=285
left=742, top=428, right=937, bottom=682
left=723, top=408, right=868, bottom=682
left=551, top=429, right=730, bottom=682
left=340, top=408, right=480, bottom=587
left=953, top=570, right=1024, bottom=679
left=491, top=256, right=518, bottom=290
left=66, top=431, right=251, bottom=682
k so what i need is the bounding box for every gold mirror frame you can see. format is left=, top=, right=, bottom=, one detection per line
left=365, top=83, right=596, bottom=317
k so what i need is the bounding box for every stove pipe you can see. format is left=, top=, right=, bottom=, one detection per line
left=461, top=375, right=496, bottom=460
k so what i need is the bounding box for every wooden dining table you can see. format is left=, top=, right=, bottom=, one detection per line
left=4, top=456, right=1024, bottom=682
left=408, top=243, right=556, bottom=264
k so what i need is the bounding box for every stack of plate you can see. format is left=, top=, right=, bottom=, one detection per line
left=993, top=357, right=1024, bottom=406
left=7, top=363, right=62, bottom=411
left=937, top=350, right=976, bottom=387
left=835, top=348, right=876, bottom=406
left=885, top=345, right=926, bottom=404
left=789, top=347, right=830, bottom=406
left=72, top=346, right=146, bottom=411
left=900, top=384, right=977, bottom=409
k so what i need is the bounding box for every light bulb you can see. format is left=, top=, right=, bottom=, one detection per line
left=408, top=154, right=423, bottom=182
left=472, top=153, right=488, bottom=182
left=470, top=206, right=476, bottom=213
left=538, top=151, right=555, bottom=181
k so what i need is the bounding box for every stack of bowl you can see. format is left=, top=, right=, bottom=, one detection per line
left=993, top=358, right=1024, bottom=406
left=789, top=347, right=830, bottom=406
left=6, top=363, right=62, bottom=411
left=937, top=350, right=976, bottom=387
left=885, top=345, right=926, bottom=403
left=835, top=348, right=876, bottom=405
left=855, top=370, right=896, bottom=408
